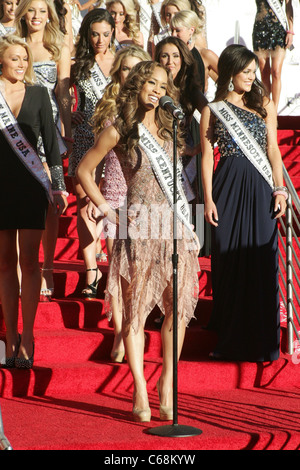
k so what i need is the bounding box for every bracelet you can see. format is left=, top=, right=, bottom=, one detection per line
left=287, top=31, right=295, bottom=35
left=273, top=190, right=288, bottom=200
left=53, top=190, right=69, bottom=197
left=273, top=186, right=288, bottom=193
left=63, top=136, right=74, bottom=143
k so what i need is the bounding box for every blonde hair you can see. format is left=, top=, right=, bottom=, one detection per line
left=15, top=0, right=64, bottom=62
left=106, top=0, right=141, bottom=44
left=171, top=10, right=204, bottom=37
left=0, top=35, right=36, bottom=84
left=93, top=45, right=150, bottom=134
left=160, top=0, right=190, bottom=27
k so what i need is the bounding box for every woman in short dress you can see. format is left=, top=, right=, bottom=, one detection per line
left=15, top=0, right=72, bottom=299
left=77, top=61, right=199, bottom=422
left=252, top=0, right=294, bottom=110
left=0, top=35, right=67, bottom=369
left=91, top=45, right=151, bottom=362
left=69, top=9, right=115, bottom=298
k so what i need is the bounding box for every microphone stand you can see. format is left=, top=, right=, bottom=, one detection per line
left=147, top=118, right=202, bottom=438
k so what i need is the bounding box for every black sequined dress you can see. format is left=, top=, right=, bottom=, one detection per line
left=253, top=0, right=287, bottom=51
left=208, top=102, right=280, bottom=362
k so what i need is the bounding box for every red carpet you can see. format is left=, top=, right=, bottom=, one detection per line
left=0, top=121, right=299, bottom=451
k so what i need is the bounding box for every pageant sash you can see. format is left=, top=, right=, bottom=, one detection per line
left=209, top=101, right=274, bottom=189
left=138, top=123, right=194, bottom=234
left=0, top=90, right=53, bottom=202
left=89, top=62, right=111, bottom=100
left=138, top=0, right=152, bottom=47
left=266, top=0, right=288, bottom=30
left=0, top=23, right=7, bottom=36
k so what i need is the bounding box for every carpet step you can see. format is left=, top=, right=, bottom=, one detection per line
left=0, top=319, right=216, bottom=365
left=281, top=145, right=300, bottom=162
left=283, top=160, right=300, bottom=177
left=1, top=387, right=299, bottom=450
left=277, top=129, right=300, bottom=145
left=0, top=353, right=298, bottom=400
left=36, top=259, right=211, bottom=299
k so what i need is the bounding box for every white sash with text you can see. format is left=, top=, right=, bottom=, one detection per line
left=209, top=101, right=274, bottom=189
left=138, top=123, right=194, bottom=235
left=0, top=90, right=53, bottom=202
left=89, top=62, right=111, bottom=100
left=266, top=0, right=288, bottom=30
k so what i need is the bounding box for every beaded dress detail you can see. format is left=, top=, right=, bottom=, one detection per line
left=68, top=66, right=110, bottom=176
left=208, top=101, right=280, bottom=362
left=105, top=140, right=199, bottom=334
left=253, top=0, right=287, bottom=51
left=33, top=61, right=66, bottom=191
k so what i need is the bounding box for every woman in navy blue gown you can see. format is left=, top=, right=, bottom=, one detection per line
left=200, top=44, right=287, bottom=362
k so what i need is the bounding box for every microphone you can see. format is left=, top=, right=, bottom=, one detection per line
left=159, top=96, right=185, bottom=120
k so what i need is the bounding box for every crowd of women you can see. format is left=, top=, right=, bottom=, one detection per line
left=0, top=0, right=293, bottom=423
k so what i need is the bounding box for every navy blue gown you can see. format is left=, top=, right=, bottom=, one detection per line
left=208, top=102, right=280, bottom=362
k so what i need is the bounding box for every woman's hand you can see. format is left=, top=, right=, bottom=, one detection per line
left=274, top=194, right=287, bottom=219
left=86, top=200, right=101, bottom=222
left=98, top=202, right=119, bottom=225
left=53, top=193, right=68, bottom=216
left=71, top=110, right=85, bottom=126
left=204, top=200, right=219, bottom=226
left=285, top=31, right=294, bottom=50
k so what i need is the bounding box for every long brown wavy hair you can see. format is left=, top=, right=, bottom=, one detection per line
left=114, top=61, right=184, bottom=157
left=71, top=9, right=115, bottom=82
left=155, top=36, right=204, bottom=115
left=214, top=44, right=269, bottom=118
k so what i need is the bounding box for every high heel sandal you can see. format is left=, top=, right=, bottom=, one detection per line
left=15, top=342, right=35, bottom=369
left=156, top=378, right=173, bottom=421
left=82, top=268, right=101, bottom=299
left=40, top=268, right=54, bottom=302
left=5, top=334, right=21, bottom=369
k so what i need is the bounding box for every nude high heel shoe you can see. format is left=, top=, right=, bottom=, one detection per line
left=132, top=406, right=151, bottom=423
left=132, top=387, right=151, bottom=423
left=156, top=378, right=173, bottom=421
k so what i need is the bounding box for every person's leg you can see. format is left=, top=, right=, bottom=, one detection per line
left=159, top=311, right=186, bottom=407
left=121, top=277, right=150, bottom=421
left=72, top=177, right=102, bottom=296
left=157, top=285, right=186, bottom=419
left=270, top=47, right=286, bottom=110
left=0, top=230, right=19, bottom=358
left=18, top=229, right=43, bottom=360
left=107, top=237, right=124, bottom=361
left=40, top=204, right=59, bottom=297
left=256, top=50, right=271, bottom=95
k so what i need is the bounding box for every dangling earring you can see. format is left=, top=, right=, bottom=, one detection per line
left=228, top=79, right=234, bottom=92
